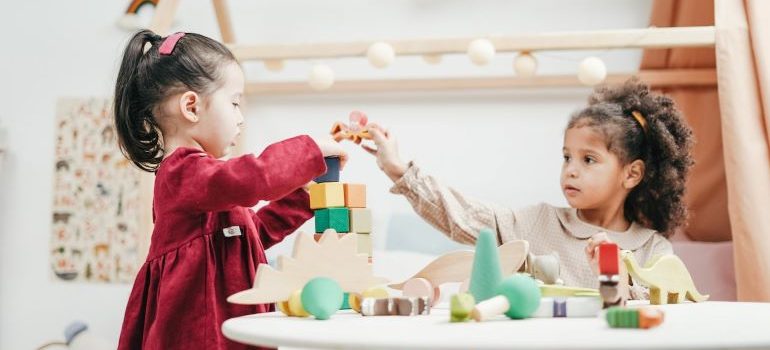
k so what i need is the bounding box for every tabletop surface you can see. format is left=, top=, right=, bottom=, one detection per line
left=222, top=301, right=770, bottom=349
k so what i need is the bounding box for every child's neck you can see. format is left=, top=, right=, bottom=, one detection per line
left=576, top=206, right=631, bottom=232
left=163, top=137, right=204, bottom=159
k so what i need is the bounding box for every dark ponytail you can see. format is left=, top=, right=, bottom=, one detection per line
left=567, top=78, right=695, bottom=237
left=113, top=30, right=236, bottom=172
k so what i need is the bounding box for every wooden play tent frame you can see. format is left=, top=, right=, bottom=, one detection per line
left=147, top=0, right=717, bottom=95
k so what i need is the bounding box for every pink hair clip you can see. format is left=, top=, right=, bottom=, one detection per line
left=159, top=32, right=186, bottom=56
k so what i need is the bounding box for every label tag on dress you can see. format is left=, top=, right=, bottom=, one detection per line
left=223, top=226, right=242, bottom=237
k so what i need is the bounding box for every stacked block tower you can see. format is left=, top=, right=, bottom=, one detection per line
left=309, top=156, right=373, bottom=260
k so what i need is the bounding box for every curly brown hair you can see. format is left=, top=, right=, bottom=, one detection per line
left=567, top=78, right=695, bottom=237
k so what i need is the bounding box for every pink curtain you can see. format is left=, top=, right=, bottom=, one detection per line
left=714, top=0, right=770, bottom=301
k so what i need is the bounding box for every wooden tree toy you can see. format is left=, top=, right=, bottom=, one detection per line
left=621, top=251, right=709, bottom=305
left=389, top=239, right=529, bottom=303
left=227, top=231, right=388, bottom=305
left=598, top=242, right=627, bottom=308
left=606, top=307, right=665, bottom=329
left=471, top=274, right=541, bottom=321
left=469, top=229, right=504, bottom=302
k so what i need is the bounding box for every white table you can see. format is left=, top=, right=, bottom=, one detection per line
left=222, top=302, right=770, bottom=349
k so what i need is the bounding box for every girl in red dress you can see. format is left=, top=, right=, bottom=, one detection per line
left=113, top=30, right=347, bottom=349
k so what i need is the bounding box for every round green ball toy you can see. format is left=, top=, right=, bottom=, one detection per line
left=496, top=274, right=541, bottom=319
left=300, top=277, right=344, bottom=320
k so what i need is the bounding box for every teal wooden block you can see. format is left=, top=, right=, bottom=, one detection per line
left=315, top=208, right=350, bottom=233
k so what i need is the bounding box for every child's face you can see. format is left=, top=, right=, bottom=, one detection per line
left=560, top=126, right=628, bottom=210
left=196, top=62, right=245, bottom=158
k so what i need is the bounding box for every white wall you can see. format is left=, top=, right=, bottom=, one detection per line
left=0, top=1, right=651, bottom=348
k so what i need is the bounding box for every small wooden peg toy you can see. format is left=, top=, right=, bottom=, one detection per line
left=605, top=307, right=665, bottom=329
left=360, top=297, right=431, bottom=316
left=598, top=242, right=627, bottom=308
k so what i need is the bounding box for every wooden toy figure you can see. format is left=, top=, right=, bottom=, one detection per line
left=621, top=251, right=709, bottom=305
left=331, top=111, right=373, bottom=144
left=598, top=242, right=627, bottom=308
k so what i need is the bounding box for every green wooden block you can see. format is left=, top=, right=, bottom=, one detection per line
left=340, top=292, right=351, bottom=310
left=315, top=208, right=350, bottom=233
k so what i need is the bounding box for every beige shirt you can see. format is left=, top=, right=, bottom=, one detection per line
left=390, top=162, right=673, bottom=294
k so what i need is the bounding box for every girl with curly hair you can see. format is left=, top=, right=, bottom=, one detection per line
left=364, top=78, right=694, bottom=298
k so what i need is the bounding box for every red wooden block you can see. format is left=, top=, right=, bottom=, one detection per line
left=599, top=243, right=619, bottom=275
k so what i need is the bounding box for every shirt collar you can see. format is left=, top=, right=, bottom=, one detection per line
left=555, top=207, right=656, bottom=250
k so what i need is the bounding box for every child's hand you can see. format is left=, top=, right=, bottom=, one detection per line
left=361, top=124, right=407, bottom=182
left=312, top=135, right=349, bottom=169
left=585, top=232, right=611, bottom=275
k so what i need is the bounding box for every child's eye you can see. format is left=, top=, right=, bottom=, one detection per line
left=584, top=156, right=595, bottom=164
left=563, top=155, right=571, bottom=162
left=232, top=102, right=240, bottom=108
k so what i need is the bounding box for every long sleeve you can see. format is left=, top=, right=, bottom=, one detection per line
left=389, top=162, right=518, bottom=245
left=163, top=135, right=326, bottom=214
left=251, top=188, right=314, bottom=250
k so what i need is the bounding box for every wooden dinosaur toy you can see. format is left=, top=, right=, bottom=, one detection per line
left=621, top=251, right=709, bottom=305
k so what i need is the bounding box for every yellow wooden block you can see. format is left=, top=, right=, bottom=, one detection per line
left=350, top=208, right=372, bottom=233
left=350, top=286, right=389, bottom=313
left=288, top=289, right=309, bottom=317
left=309, top=182, right=344, bottom=209
left=344, top=183, right=367, bottom=208
left=356, top=233, right=372, bottom=256
left=277, top=300, right=292, bottom=316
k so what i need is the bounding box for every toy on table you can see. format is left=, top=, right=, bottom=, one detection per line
left=361, top=296, right=431, bottom=316
left=471, top=274, right=542, bottom=321
left=389, top=236, right=529, bottom=305
left=540, top=284, right=599, bottom=298
left=348, top=286, right=389, bottom=313
left=331, top=111, right=372, bottom=144
left=300, top=277, right=344, bottom=320
left=523, top=252, right=564, bottom=285
left=532, top=296, right=602, bottom=318
left=598, top=242, right=627, bottom=308
left=450, top=293, right=476, bottom=322
left=227, top=231, right=387, bottom=306
left=469, top=229, right=504, bottom=302
left=621, top=251, right=709, bottom=305
left=605, top=307, right=665, bottom=329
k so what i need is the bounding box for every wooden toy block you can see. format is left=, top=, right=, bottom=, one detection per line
left=315, top=208, right=350, bottom=233
left=540, top=284, right=599, bottom=298
left=622, top=251, right=709, bottom=305
left=344, top=183, right=367, bottom=208
left=532, top=297, right=602, bottom=318
left=599, top=243, right=619, bottom=275
left=349, top=208, right=372, bottom=234
left=227, top=232, right=388, bottom=305
left=606, top=307, right=665, bottom=329
left=471, top=274, right=541, bottom=321
left=288, top=289, right=310, bottom=317
left=314, top=156, right=341, bottom=183
left=361, top=297, right=430, bottom=316
left=356, top=233, right=372, bottom=256
left=309, top=182, right=344, bottom=209
left=450, top=293, right=476, bottom=322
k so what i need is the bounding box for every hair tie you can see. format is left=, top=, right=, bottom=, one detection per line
left=159, top=32, right=186, bottom=56
left=631, top=111, right=649, bottom=135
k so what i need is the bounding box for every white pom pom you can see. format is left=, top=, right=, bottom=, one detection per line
left=467, top=39, right=496, bottom=66
left=513, top=52, right=537, bottom=77
left=264, top=60, right=285, bottom=72
left=422, top=54, right=442, bottom=65
left=578, top=56, right=607, bottom=86
left=366, top=42, right=395, bottom=68
left=308, top=64, right=334, bottom=91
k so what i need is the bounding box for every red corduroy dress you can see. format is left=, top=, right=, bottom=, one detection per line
left=118, top=135, right=325, bottom=349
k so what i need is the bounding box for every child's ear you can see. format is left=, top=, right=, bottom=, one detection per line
left=178, top=91, right=200, bottom=123
left=623, top=159, right=645, bottom=189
